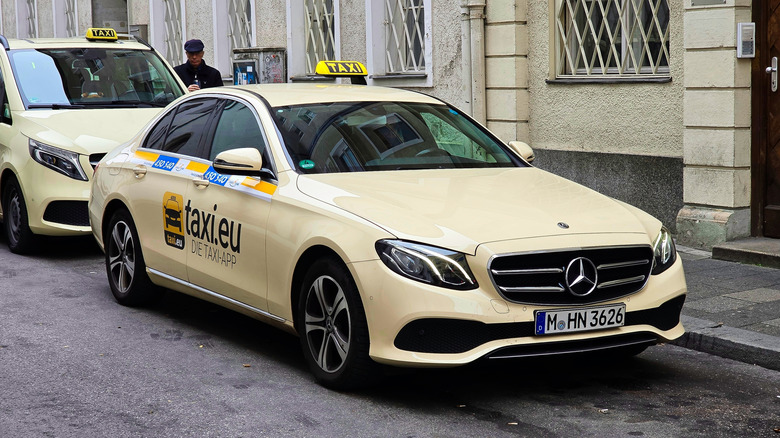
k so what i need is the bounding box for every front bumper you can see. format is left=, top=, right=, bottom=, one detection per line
left=352, top=236, right=687, bottom=367
left=13, top=156, right=93, bottom=236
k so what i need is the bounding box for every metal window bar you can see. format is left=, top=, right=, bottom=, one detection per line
left=164, top=0, right=183, bottom=67
left=65, top=0, right=76, bottom=37
left=556, top=0, right=668, bottom=76
left=384, top=0, right=425, bottom=73
left=228, top=0, right=252, bottom=50
left=304, top=0, right=335, bottom=74
left=26, top=0, right=37, bottom=38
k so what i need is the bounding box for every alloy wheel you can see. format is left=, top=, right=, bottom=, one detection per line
left=304, top=275, right=352, bottom=373
left=108, top=220, right=136, bottom=293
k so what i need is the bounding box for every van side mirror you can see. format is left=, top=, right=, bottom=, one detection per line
left=507, top=141, right=534, bottom=163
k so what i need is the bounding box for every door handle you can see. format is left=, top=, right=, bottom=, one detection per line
left=192, top=178, right=210, bottom=188
left=767, top=56, right=778, bottom=92
left=132, top=165, right=147, bottom=178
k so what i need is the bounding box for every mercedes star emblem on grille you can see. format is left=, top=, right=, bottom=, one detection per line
left=565, top=257, right=598, bottom=296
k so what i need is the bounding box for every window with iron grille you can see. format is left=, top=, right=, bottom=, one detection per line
left=304, top=0, right=336, bottom=74
left=22, top=0, right=37, bottom=38
left=228, top=0, right=252, bottom=50
left=555, top=0, right=669, bottom=77
left=385, top=0, right=425, bottom=74
left=366, top=0, right=431, bottom=86
left=65, top=0, right=77, bottom=37
left=163, top=0, right=183, bottom=67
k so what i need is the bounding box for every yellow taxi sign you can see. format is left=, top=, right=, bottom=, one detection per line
left=85, top=28, right=118, bottom=41
left=315, top=61, right=367, bottom=77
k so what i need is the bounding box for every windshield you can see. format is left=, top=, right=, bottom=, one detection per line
left=9, top=48, right=184, bottom=108
left=272, top=101, right=521, bottom=173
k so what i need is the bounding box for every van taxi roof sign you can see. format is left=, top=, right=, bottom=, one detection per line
left=85, top=28, right=118, bottom=41
left=315, top=61, right=367, bottom=77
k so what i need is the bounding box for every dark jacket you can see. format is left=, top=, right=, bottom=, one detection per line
left=174, top=60, right=222, bottom=89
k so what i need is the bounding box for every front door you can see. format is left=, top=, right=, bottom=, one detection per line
left=754, top=0, right=780, bottom=237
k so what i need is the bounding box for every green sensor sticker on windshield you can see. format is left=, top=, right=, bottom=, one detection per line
left=299, top=160, right=315, bottom=170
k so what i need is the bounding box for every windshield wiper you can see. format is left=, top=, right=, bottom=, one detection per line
left=78, top=100, right=167, bottom=108
left=27, top=103, right=86, bottom=109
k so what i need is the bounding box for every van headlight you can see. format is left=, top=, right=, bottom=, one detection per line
left=376, top=240, right=477, bottom=290
left=29, top=138, right=88, bottom=181
left=651, top=226, right=677, bottom=275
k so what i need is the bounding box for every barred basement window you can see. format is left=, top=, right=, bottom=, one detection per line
left=385, top=0, right=425, bottom=74
left=555, top=0, right=669, bottom=77
left=304, top=0, right=336, bottom=74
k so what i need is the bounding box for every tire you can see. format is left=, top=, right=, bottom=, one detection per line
left=297, top=257, right=379, bottom=390
left=3, top=177, right=36, bottom=254
left=104, top=209, right=158, bottom=306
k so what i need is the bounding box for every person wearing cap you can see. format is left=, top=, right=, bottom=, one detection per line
left=174, top=39, right=222, bottom=91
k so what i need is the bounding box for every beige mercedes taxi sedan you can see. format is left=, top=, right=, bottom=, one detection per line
left=89, top=62, right=686, bottom=390
left=0, top=28, right=185, bottom=253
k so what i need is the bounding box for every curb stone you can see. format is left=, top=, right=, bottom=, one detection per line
left=671, top=315, right=780, bottom=372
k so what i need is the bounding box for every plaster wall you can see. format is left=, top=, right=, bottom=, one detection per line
left=183, top=0, right=215, bottom=67
left=37, top=1, right=53, bottom=37
left=525, top=1, right=685, bottom=159
left=400, top=0, right=463, bottom=106
left=255, top=1, right=286, bottom=48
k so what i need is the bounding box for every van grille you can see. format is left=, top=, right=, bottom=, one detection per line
left=488, top=245, right=654, bottom=305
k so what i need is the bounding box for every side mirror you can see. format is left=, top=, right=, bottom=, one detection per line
left=507, top=141, right=534, bottom=163
left=212, top=148, right=264, bottom=175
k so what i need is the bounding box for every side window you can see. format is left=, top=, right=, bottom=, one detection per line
left=209, top=100, right=267, bottom=161
left=143, top=110, right=176, bottom=150
left=0, top=68, right=10, bottom=125
left=162, top=98, right=218, bottom=157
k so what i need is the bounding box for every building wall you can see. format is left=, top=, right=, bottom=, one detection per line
left=522, top=1, right=686, bottom=230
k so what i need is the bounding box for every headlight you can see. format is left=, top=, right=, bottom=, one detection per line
left=376, top=240, right=477, bottom=290
left=651, top=226, right=677, bottom=275
left=29, top=138, right=88, bottom=181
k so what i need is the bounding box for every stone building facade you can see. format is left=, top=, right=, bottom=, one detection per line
left=0, top=0, right=771, bottom=250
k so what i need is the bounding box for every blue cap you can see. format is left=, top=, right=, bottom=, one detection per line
left=184, top=39, right=204, bottom=53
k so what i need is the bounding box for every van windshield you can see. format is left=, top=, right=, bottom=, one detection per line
left=9, top=48, right=184, bottom=108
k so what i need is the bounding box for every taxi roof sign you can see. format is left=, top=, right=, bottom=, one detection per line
left=85, top=28, right=118, bottom=41
left=315, top=61, right=367, bottom=77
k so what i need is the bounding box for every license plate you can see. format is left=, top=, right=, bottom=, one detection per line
left=534, top=304, right=625, bottom=335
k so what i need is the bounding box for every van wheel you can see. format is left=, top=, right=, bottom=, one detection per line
left=3, top=178, right=36, bottom=254
left=105, top=209, right=157, bottom=306
left=298, top=257, right=378, bottom=390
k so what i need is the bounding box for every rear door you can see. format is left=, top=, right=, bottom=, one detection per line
left=126, top=97, right=218, bottom=280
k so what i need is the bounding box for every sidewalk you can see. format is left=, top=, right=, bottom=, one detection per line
left=671, top=245, right=780, bottom=371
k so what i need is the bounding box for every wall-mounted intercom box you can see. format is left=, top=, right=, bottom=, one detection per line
left=737, top=22, right=755, bottom=58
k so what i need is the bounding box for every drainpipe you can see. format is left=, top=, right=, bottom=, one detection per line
left=463, top=0, right=486, bottom=125
left=460, top=4, right=473, bottom=115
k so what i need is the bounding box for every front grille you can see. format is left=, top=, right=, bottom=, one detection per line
left=393, top=295, right=684, bottom=354
left=43, top=201, right=90, bottom=226
left=489, top=245, right=654, bottom=305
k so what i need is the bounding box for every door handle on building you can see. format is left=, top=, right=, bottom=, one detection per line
left=767, top=56, right=778, bottom=92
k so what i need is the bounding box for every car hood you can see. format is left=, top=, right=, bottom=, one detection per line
left=296, top=167, right=659, bottom=254
left=17, top=108, right=162, bottom=155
